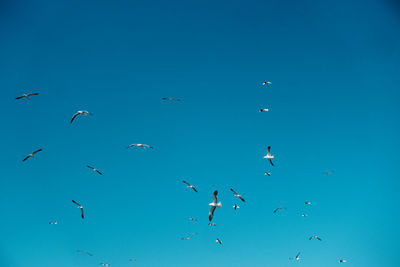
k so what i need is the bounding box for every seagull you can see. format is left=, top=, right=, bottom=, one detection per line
left=309, top=235, right=322, bottom=241
left=262, top=81, right=272, bottom=85
left=216, top=238, right=222, bottom=244
left=72, top=200, right=84, bottom=219
left=16, top=93, right=39, bottom=100
left=233, top=204, right=240, bottom=210
left=259, top=108, right=269, bottom=112
left=301, top=213, right=308, bottom=217
left=189, top=217, right=198, bottom=221
left=70, top=110, right=90, bottom=124
left=230, top=188, right=245, bottom=202
left=77, top=250, right=93, bottom=256
left=263, top=146, right=274, bottom=166
left=87, top=165, right=103, bottom=175
left=183, top=181, right=198, bottom=192
left=208, top=222, right=216, bottom=226
left=289, top=252, right=301, bottom=261
left=49, top=221, right=58, bottom=225
left=273, top=206, right=285, bottom=213
left=209, top=190, right=222, bottom=221
left=305, top=201, right=311, bottom=205
left=127, top=144, right=153, bottom=149
left=339, top=259, right=347, bottom=263
left=162, top=97, right=181, bottom=101
left=22, top=148, right=42, bottom=162
left=100, top=263, right=110, bottom=266
left=264, top=172, right=271, bottom=176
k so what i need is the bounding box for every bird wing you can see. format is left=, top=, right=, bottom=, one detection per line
left=22, top=155, right=31, bottom=162
left=28, top=93, right=39, bottom=97
left=72, top=200, right=81, bottom=206
left=230, top=188, right=238, bottom=195
left=70, top=112, right=80, bottom=123
left=87, top=165, right=94, bottom=170
left=209, top=206, right=216, bottom=221
left=80, top=207, right=84, bottom=219
left=309, top=236, right=313, bottom=240
left=268, top=158, right=274, bottom=166
left=183, top=180, right=191, bottom=186
left=192, top=187, right=198, bottom=192
left=273, top=208, right=279, bottom=213
left=96, top=170, right=103, bottom=175
left=267, top=146, right=271, bottom=156
left=16, top=95, right=24, bottom=99
left=212, top=190, right=218, bottom=203
left=317, top=237, right=322, bottom=241
left=32, top=149, right=42, bottom=155
left=296, top=252, right=300, bottom=258
left=239, top=196, right=245, bottom=202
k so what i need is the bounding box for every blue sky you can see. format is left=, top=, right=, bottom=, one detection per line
left=0, top=0, right=399, bottom=266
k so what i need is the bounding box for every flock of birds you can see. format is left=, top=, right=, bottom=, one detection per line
left=16, top=83, right=347, bottom=265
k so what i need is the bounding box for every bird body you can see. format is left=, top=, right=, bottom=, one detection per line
left=264, top=172, right=271, bottom=176
left=230, top=188, right=245, bottom=202
left=22, top=149, right=42, bottom=162
left=309, top=235, right=322, bottom=241
left=209, top=190, right=221, bottom=221
left=216, top=238, right=222, bottom=244
left=16, top=93, right=39, bottom=100
left=70, top=110, right=89, bottom=124
left=339, top=259, right=347, bottom=263
left=262, top=81, right=272, bottom=85
left=183, top=181, right=198, bottom=192
left=263, top=146, right=275, bottom=166
left=127, top=144, right=153, bottom=149
left=49, top=221, right=58, bottom=225
left=72, top=200, right=84, bottom=219
left=87, top=165, right=103, bottom=175
left=259, top=108, right=269, bottom=112
left=233, top=204, right=240, bottom=210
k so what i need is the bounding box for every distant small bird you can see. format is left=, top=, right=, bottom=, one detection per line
left=16, top=92, right=39, bottom=100
left=339, top=259, right=347, bottom=263
left=183, top=181, right=198, bottom=192
left=72, top=200, right=84, bottom=219
left=181, top=236, right=191, bottom=240
left=49, top=221, right=58, bottom=225
left=289, top=252, right=300, bottom=261
left=263, top=146, right=274, bottom=166
left=77, top=250, right=93, bottom=256
left=273, top=206, right=285, bottom=213
left=259, top=108, right=269, bottom=112
left=309, top=235, right=322, bottom=241
left=264, top=172, right=271, bottom=176
left=233, top=204, right=240, bottom=210
left=189, top=217, right=198, bottom=221
left=162, top=97, right=181, bottom=101
left=208, top=222, right=216, bottom=226
left=100, top=263, right=110, bottom=267
left=22, top=148, right=42, bottom=162
left=216, top=238, right=222, bottom=244
left=322, top=170, right=335, bottom=176
left=127, top=144, right=153, bottom=149
left=87, top=165, right=103, bottom=175
left=70, top=110, right=90, bottom=124
left=305, top=201, right=311, bottom=205
left=301, top=213, right=308, bottom=217
left=262, top=81, right=272, bottom=85
left=209, top=190, right=222, bottom=221
left=230, top=188, right=245, bottom=202
left=129, top=259, right=136, bottom=263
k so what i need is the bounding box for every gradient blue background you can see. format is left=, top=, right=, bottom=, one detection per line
left=0, top=0, right=399, bottom=266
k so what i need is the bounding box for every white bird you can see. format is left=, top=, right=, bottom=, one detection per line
left=183, top=181, right=198, bottom=192
left=290, top=252, right=301, bottom=261
left=77, top=250, right=93, bottom=256
left=189, top=217, right=198, bottom=221
left=70, top=110, right=90, bottom=124
left=100, top=263, right=110, bottom=266
left=309, top=235, right=322, bottom=241
left=233, top=204, right=240, bottom=210
left=22, top=148, right=42, bottom=162
left=339, top=259, right=347, bottom=263
left=181, top=236, right=191, bottom=240
left=209, top=190, right=222, bottom=222
left=262, top=81, right=272, bottom=85
left=273, top=206, right=285, bottom=213
left=87, top=165, right=103, bottom=175
left=72, top=200, right=84, bottom=219
left=263, top=146, right=274, bottom=166
left=162, top=97, right=181, bottom=101
left=208, top=222, right=216, bottom=226
left=127, top=144, right=153, bottom=149
left=301, top=213, right=308, bottom=217
left=49, top=221, right=58, bottom=225
left=16, top=92, right=39, bottom=100
left=259, top=108, right=269, bottom=112
left=264, top=172, right=271, bottom=176
left=216, top=238, right=222, bottom=244
left=230, top=188, right=245, bottom=202
left=305, top=201, right=311, bottom=205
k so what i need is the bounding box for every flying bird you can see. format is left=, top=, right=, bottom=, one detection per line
left=263, top=146, right=274, bottom=166
left=77, top=250, right=93, bottom=256
left=100, top=263, right=110, bottom=267
left=183, top=181, right=198, bottom=192
left=259, top=108, right=269, bottom=112
left=209, top=190, right=222, bottom=221
left=309, top=235, right=322, bottom=241
left=189, top=217, right=198, bottom=221
left=22, top=148, right=42, bottom=162
left=305, top=201, right=311, bottom=205
left=162, top=97, right=181, bottom=101
left=262, top=81, right=272, bottom=85
left=339, top=259, right=347, bottom=263
left=129, top=259, right=136, bottom=263
left=273, top=206, right=285, bottom=213
left=322, top=170, right=335, bottom=176
left=127, top=144, right=153, bottom=149
left=87, top=165, right=103, bottom=175
left=230, top=188, right=245, bottom=202
left=264, top=172, right=271, bottom=176
left=49, top=221, right=58, bottom=225
left=70, top=110, right=90, bottom=124
left=233, top=204, right=240, bottom=210
left=208, top=222, right=216, bottom=226
left=181, top=236, right=191, bottom=240
left=289, top=252, right=301, bottom=261
left=72, top=200, right=84, bottom=219
left=16, top=93, right=39, bottom=100
left=216, top=238, right=222, bottom=245
left=301, top=213, right=308, bottom=217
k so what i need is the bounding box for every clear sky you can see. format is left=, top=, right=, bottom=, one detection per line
left=0, top=0, right=399, bottom=266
